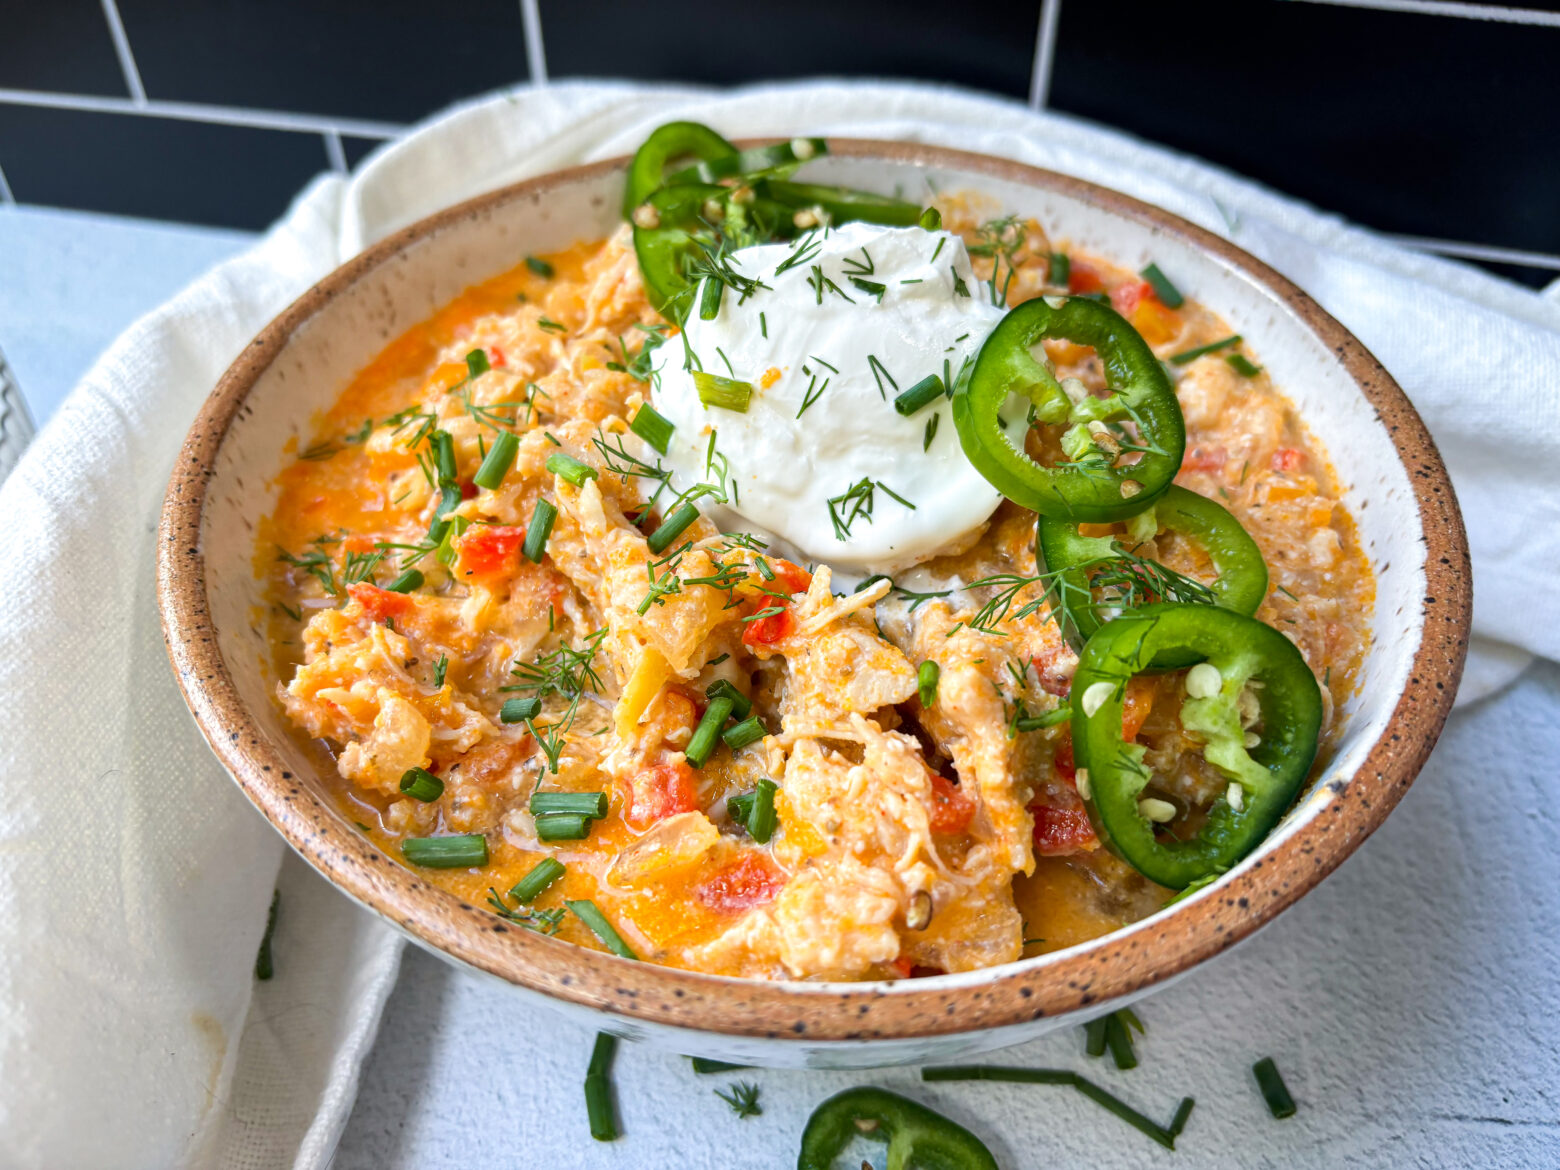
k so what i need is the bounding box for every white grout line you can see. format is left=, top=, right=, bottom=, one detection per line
left=323, top=129, right=349, bottom=173
left=0, top=160, right=14, bottom=205
left=98, top=0, right=148, bottom=105
left=1028, top=0, right=1063, bottom=111
left=0, top=88, right=404, bottom=139
left=1286, top=0, right=1560, bottom=27
left=1385, top=233, right=1560, bottom=271
left=520, top=0, right=549, bottom=86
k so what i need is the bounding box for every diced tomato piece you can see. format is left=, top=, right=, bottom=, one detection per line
left=1181, top=445, right=1227, bottom=474
left=889, top=955, right=915, bottom=978
left=489, top=345, right=506, bottom=368
left=460, top=480, right=479, bottom=500
left=458, top=525, right=527, bottom=575
left=1271, top=447, right=1306, bottom=474
left=1110, top=279, right=1156, bottom=317
left=1068, top=261, right=1105, bottom=295
left=694, top=852, right=784, bottom=914
left=346, top=582, right=412, bottom=622
left=927, top=773, right=977, bottom=835
left=342, top=533, right=377, bottom=554
left=1053, top=736, right=1076, bottom=781
left=742, top=602, right=796, bottom=648
left=771, top=558, right=812, bottom=595
left=1032, top=804, right=1099, bottom=856
left=623, top=761, right=698, bottom=829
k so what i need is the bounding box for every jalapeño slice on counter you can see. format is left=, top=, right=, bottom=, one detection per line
left=797, top=1087, right=998, bottom=1170
left=1071, top=603, right=1322, bottom=889
left=952, top=294, right=1185, bottom=522
left=622, top=120, right=738, bottom=216
left=1038, top=484, right=1268, bottom=649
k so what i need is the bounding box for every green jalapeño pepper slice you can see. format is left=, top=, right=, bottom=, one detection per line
left=797, top=1087, right=998, bottom=1170
left=763, top=179, right=924, bottom=227
left=1038, top=485, right=1269, bottom=646
left=1071, top=603, right=1322, bottom=889
left=631, top=182, right=731, bottom=321
left=952, top=295, right=1185, bottom=523
left=622, top=121, right=737, bottom=217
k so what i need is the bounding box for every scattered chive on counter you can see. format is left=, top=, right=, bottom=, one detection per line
left=401, top=833, right=488, bottom=868
left=584, top=1032, right=619, bottom=1141
left=1139, top=262, right=1184, bottom=308
left=523, top=499, right=558, bottom=563
left=397, top=766, right=444, bottom=803
left=705, top=678, right=752, bottom=719
left=1254, top=1057, right=1297, bottom=1118
left=689, top=1057, right=752, bottom=1074
left=254, top=890, right=279, bottom=981
left=567, top=899, right=639, bottom=959
left=509, top=857, right=566, bottom=903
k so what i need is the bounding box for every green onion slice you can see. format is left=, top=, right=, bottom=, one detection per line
left=567, top=899, right=638, bottom=959
left=536, top=813, right=592, bottom=841
left=386, top=568, right=424, bottom=593
left=686, top=696, right=734, bottom=768
left=630, top=404, right=674, bottom=454
left=501, top=696, right=541, bottom=724
left=1226, top=353, right=1262, bottom=378
left=894, top=373, right=946, bottom=418
left=1049, top=253, right=1071, bottom=285
left=726, top=792, right=755, bottom=826
left=526, top=255, right=555, bottom=279
left=705, top=679, right=753, bottom=720
left=531, top=791, right=609, bottom=818
left=917, top=660, right=940, bottom=707
left=1169, top=335, right=1241, bottom=365
left=646, top=501, right=699, bottom=554
left=693, top=371, right=753, bottom=412
left=722, top=715, right=766, bottom=752
left=689, top=1056, right=753, bottom=1074
left=465, top=348, right=491, bottom=378
left=919, top=207, right=942, bottom=231
left=510, top=857, right=566, bottom=903
left=546, top=452, right=598, bottom=487
left=473, top=430, right=519, bottom=490
left=1139, top=263, right=1184, bottom=309
left=523, top=499, right=558, bottom=563
left=746, top=778, right=778, bottom=844
left=402, top=834, right=488, bottom=869
left=1253, top=1057, right=1296, bottom=1118
left=398, top=767, right=444, bottom=803
left=585, top=1032, right=619, bottom=1141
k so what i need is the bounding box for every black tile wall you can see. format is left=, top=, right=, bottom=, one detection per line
left=341, top=135, right=386, bottom=171
left=115, top=0, right=530, bottom=124
left=0, top=0, right=129, bottom=96
left=0, top=104, right=327, bottom=229
left=541, top=0, right=1038, bottom=99
left=1050, top=0, right=1560, bottom=285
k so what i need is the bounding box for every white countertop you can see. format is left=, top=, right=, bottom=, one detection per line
left=6, top=203, right=1555, bottom=1169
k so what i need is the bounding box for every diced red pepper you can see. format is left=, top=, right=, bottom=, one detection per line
left=771, top=558, right=813, bottom=595
left=1032, top=804, right=1099, bottom=856
left=693, top=851, right=785, bottom=914
left=458, top=524, right=527, bottom=575
left=1068, top=261, right=1105, bottom=295
left=460, top=480, right=479, bottom=500
left=347, top=582, right=413, bottom=622
left=489, top=345, right=507, bottom=368
left=623, top=761, right=699, bottom=830
left=742, top=602, right=796, bottom=648
left=1109, top=279, right=1156, bottom=317
left=927, top=772, right=977, bottom=835
left=1271, top=447, right=1306, bottom=474
left=1180, top=445, right=1227, bottom=474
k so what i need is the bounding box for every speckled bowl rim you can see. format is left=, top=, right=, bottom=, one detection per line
left=158, top=140, right=1470, bottom=1043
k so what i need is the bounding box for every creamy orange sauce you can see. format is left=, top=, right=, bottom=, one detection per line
left=261, top=208, right=1372, bottom=979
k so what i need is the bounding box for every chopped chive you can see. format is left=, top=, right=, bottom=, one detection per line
left=547, top=452, right=598, bottom=487
left=647, top=501, right=699, bottom=553
left=690, top=1057, right=752, bottom=1074
left=759, top=311, right=767, bottom=338
left=544, top=431, right=562, bottom=446
left=722, top=715, right=766, bottom=751
left=1105, top=1013, right=1139, bottom=1070
left=1226, top=353, right=1262, bottom=377
left=502, top=696, right=541, bottom=723
left=922, top=1067, right=1177, bottom=1150
left=526, top=255, right=555, bottom=279
left=629, top=404, right=674, bottom=454
left=386, top=568, right=424, bottom=593
left=254, top=890, right=279, bottom=980
left=523, top=499, right=557, bottom=563
left=894, top=373, right=946, bottom=417
left=686, top=696, right=735, bottom=767
left=754, top=556, right=775, bottom=581
left=401, top=834, right=488, bottom=868
left=511, top=857, right=566, bottom=903
left=430, top=430, right=458, bottom=482
left=850, top=276, right=887, bottom=301
left=918, top=660, right=940, bottom=707
left=923, top=412, right=940, bottom=452
left=1015, top=705, right=1071, bottom=732
left=693, top=371, right=753, bottom=412
left=1139, top=262, right=1184, bottom=308
left=1049, top=253, right=1071, bottom=284
left=1084, top=1017, right=1109, bottom=1058
left=462, top=349, right=490, bottom=380
left=531, top=791, right=609, bottom=818
left=584, top=1032, right=619, bottom=1141
left=536, top=813, right=592, bottom=841
left=473, top=430, right=519, bottom=489
left=919, top=206, right=942, bottom=231
left=1170, top=334, right=1241, bottom=365
left=705, top=679, right=753, bottom=720
left=726, top=791, right=755, bottom=825
left=398, top=767, right=444, bottom=803
left=567, top=899, right=638, bottom=959
left=538, top=316, right=566, bottom=334
left=1169, top=1096, right=1196, bottom=1137
left=699, top=276, right=724, bottom=321
left=1077, top=290, right=1110, bottom=304
left=1254, top=1057, right=1296, bottom=1118
left=433, top=654, right=448, bottom=688
left=746, top=778, right=778, bottom=843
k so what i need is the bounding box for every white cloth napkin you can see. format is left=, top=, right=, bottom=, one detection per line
left=1, top=79, right=1556, bottom=1170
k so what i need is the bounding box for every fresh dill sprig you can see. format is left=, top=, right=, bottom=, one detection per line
left=500, top=629, right=609, bottom=773
left=714, top=1081, right=762, bottom=1120
left=484, top=888, right=567, bottom=934
left=826, top=478, right=916, bottom=541
left=807, top=264, right=854, bottom=305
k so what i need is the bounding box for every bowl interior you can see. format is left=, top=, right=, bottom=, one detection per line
left=170, top=145, right=1457, bottom=1061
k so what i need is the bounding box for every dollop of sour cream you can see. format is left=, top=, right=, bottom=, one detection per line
left=649, top=221, right=1014, bottom=573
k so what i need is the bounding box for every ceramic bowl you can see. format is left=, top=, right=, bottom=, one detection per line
left=157, top=141, right=1469, bottom=1069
